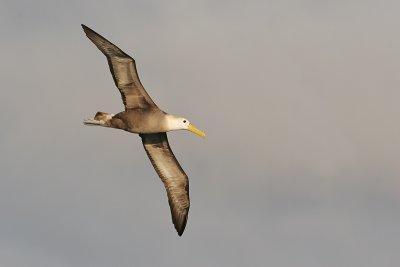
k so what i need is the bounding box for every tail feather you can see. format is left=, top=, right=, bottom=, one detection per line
left=83, top=111, right=114, bottom=126
left=94, top=112, right=113, bottom=121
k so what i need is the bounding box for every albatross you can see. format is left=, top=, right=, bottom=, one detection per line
left=81, top=24, right=205, bottom=236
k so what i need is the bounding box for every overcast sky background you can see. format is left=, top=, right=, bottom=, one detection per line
left=1, top=1, right=400, bottom=266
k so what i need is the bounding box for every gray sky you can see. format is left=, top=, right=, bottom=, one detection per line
left=1, top=0, right=400, bottom=266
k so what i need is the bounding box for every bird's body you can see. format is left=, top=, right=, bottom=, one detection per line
left=90, top=109, right=170, bottom=133
left=81, top=24, right=205, bottom=236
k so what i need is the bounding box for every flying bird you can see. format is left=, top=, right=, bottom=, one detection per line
left=81, top=24, right=205, bottom=236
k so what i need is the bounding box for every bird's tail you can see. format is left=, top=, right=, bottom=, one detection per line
left=83, top=112, right=114, bottom=126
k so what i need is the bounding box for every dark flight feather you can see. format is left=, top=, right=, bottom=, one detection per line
left=140, top=133, right=190, bottom=236
left=82, top=24, right=158, bottom=110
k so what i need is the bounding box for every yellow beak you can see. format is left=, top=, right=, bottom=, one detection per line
left=188, top=123, right=206, bottom=138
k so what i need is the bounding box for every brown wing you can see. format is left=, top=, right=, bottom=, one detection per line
left=82, top=24, right=158, bottom=110
left=140, top=133, right=190, bottom=236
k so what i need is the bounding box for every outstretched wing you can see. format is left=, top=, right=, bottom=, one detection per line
left=82, top=24, right=158, bottom=110
left=140, top=133, right=190, bottom=236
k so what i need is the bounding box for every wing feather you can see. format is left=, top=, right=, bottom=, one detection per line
left=140, top=133, right=190, bottom=236
left=82, top=24, right=158, bottom=110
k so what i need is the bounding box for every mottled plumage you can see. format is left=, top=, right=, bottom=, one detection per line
left=82, top=24, right=205, bottom=236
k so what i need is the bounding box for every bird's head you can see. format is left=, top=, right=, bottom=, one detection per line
left=166, top=115, right=206, bottom=138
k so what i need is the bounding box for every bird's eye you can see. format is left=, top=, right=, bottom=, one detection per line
left=183, top=120, right=187, bottom=123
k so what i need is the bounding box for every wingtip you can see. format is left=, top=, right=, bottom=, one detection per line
left=174, top=214, right=188, bottom=236
left=81, top=24, right=90, bottom=33
left=176, top=226, right=185, bottom=236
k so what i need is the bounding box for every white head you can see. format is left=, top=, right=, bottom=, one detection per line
left=165, top=115, right=206, bottom=138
